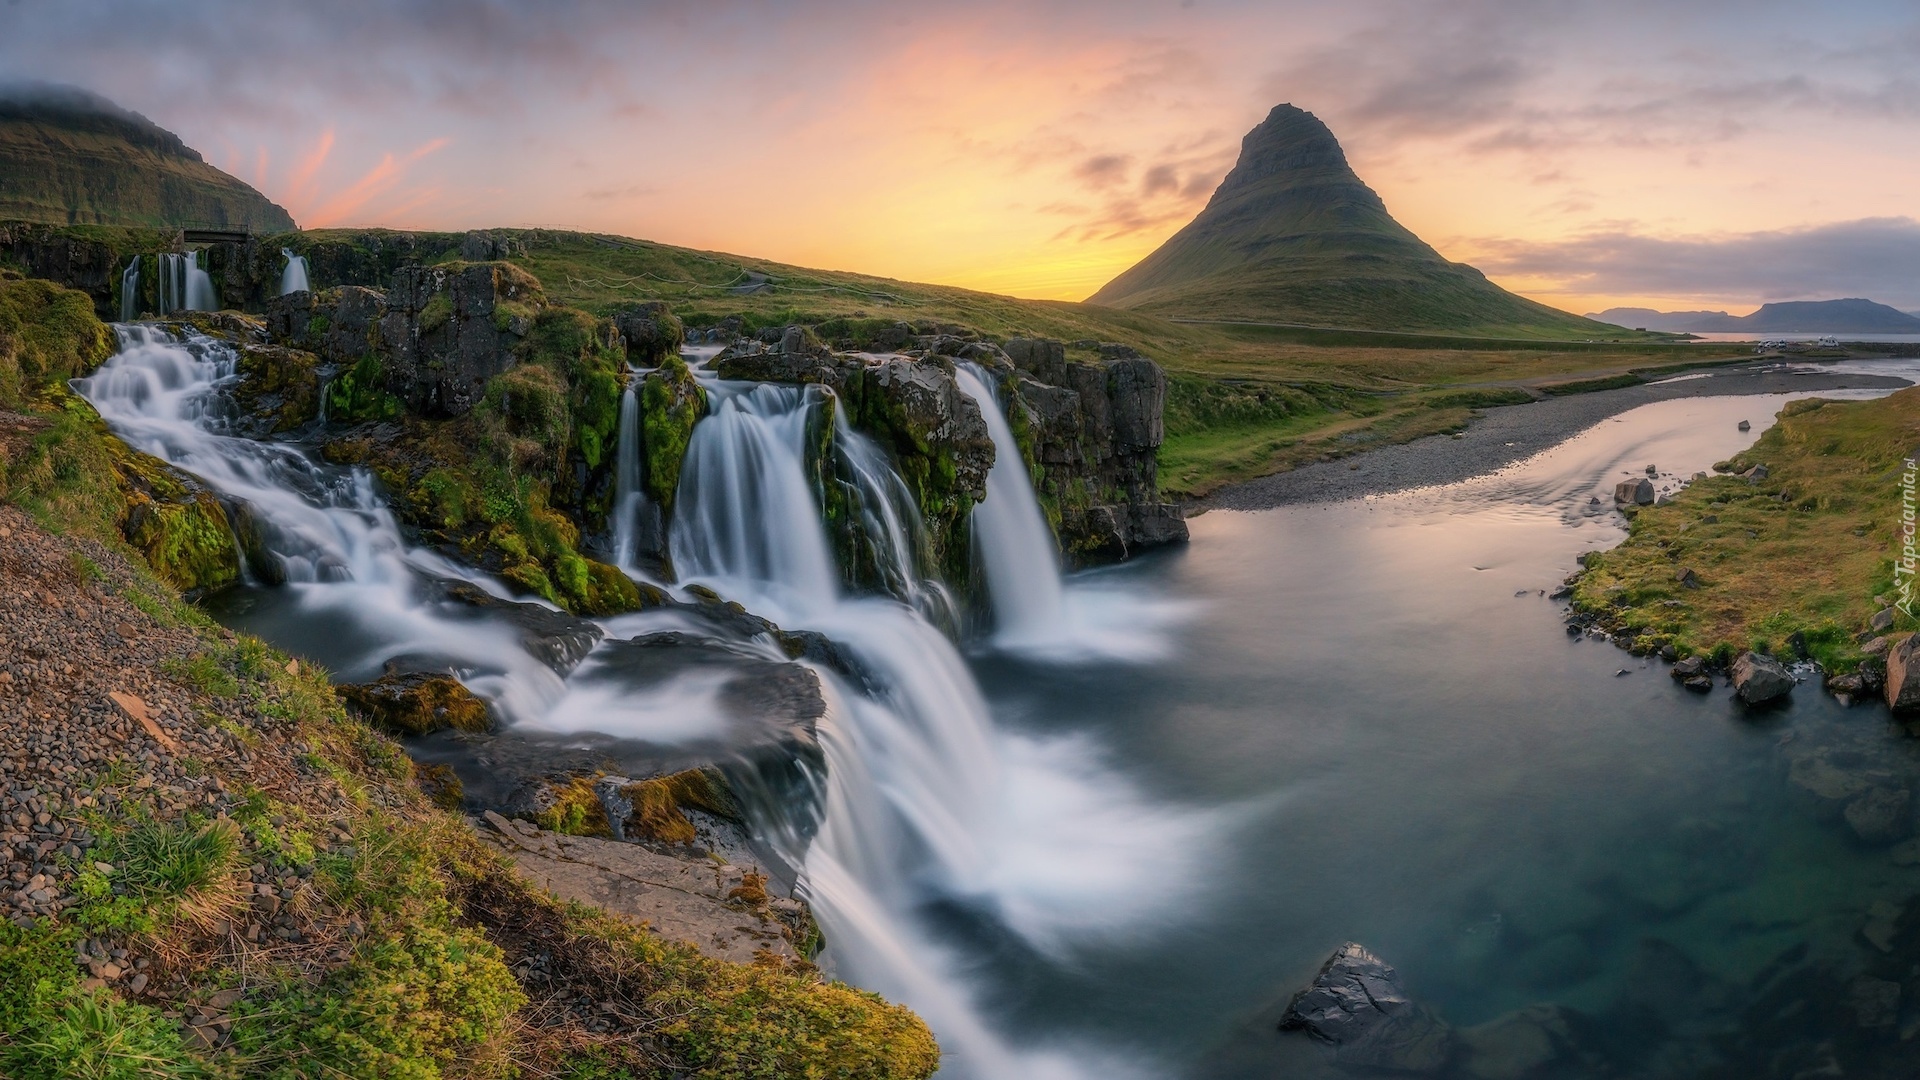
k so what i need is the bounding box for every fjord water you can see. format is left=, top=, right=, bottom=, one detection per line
left=77, top=329, right=1920, bottom=1076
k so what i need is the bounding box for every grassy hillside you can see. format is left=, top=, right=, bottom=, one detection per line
left=1085, top=104, right=1624, bottom=339
left=279, top=227, right=1741, bottom=499
left=0, top=84, right=293, bottom=231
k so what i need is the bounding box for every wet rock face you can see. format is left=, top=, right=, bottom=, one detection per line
left=1732, top=651, right=1794, bottom=705
left=1280, top=941, right=1454, bottom=1072
left=336, top=670, right=492, bottom=736
left=1002, top=338, right=1187, bottom=562
left=228, top=343, right=321, bottom=434
left=712, top=324, right=846, bottom=385
left=265, top=285, right=388, bottom=364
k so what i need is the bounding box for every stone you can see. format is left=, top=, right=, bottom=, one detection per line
left=1850, top=976, right=1900, bottom=1028
left=1279, top=942, right=1453, bottom=1072
left=380, top=262, right=543, bottom=417
left=1675, top=567, right=1701, bottom=589
left=335, top=671, right=491, bottom=736
left=1455, top=1004, right=1591, bottom=1080
left=1827, top=672, right=1865, bottom=700
left=1738, top=420, right=1750, bottom=431
left=609, top=301, right=684, bottom=366
left=1671, top=656, right=1708, bottom=680
left=1730, top=651, right=1793, bottom=705
left=1872, top=607, right=1897, bottom=632
left=1613, top=478, right=1654, bottom=505
left=1861, top=899, right=1902, bottom=952
left=1684, top=676, right=1713, bottom=693
left=1741, top=463, right=1769, bottom=481
left=1845, top=787, right=1913, bottom=845
left=1886, top=634, right=1920, bottom=710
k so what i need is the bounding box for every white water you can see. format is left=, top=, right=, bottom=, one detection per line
left=954, top=366, right=1067, bottom=646
left=610, top=382, right=649, bottom=569
left=158, top=251, right=216, bottom=314
left=958, top=365, right=1194, bottom=664
left=668, top=375, right=1213, bottom=1078
left=120, top=258, right=140, bottom=322
left=280, top=248, right=310, bottom=295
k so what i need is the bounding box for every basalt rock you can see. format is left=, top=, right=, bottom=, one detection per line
left=337, top=670, right=492, bottom=736
left=1000, top=339, right=1187, bottom=562
left=1280, top=942, right=1454, bottom=1072
left=611, top=301, right=685, bottom=367
left=265, top=285, right=388, bottom=365
left=640, top=353, right=709, bottom=512
left=1614, top=478, right=1654, bottom=505
left=381, top=261, right=542, bottom=416
left=713, top=324, right=847, bottom=385
left=229, top=343, right=321, bottom=434
left=1731, top=651, right=1793, bottom=705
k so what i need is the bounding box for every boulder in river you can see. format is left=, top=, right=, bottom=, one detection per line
left=1279, top=942, right=1453, bottom=1072
left=1843, top=786, right=1912, bottom=846
left=1731, top=651, right=1793, bottom=705
left=1670, top=656, right=1708, bottom=680
left=1885, top=634, right=1920, bottom=711
left=1613, top=478, right=1654, bottom=505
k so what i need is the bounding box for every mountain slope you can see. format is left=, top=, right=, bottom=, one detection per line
left=1591, top=299, right=1920, bottom=334
left=0, top=82, right=294, bottom=231
left=1087, top=104, right=1619, bottom=338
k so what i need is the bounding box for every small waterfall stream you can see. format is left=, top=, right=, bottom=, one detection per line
left=955, top=366, right=1067, bottom=647
left=280, top=248, right=310, bottom=295
left=609, top=381, right=652, bottom=570
left=120, top=258, right=140, bottom=322
left=157, top=251, right=216, bottom=314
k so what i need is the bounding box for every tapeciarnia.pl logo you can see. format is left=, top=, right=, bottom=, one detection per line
left=1899, top=457, right=1917, bottom=618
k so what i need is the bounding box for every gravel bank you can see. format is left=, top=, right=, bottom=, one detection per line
left=1199, top=362, right=1916, bottom=511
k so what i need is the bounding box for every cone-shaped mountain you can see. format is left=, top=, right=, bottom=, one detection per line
left=1088, top=104, right=1613, bottom=337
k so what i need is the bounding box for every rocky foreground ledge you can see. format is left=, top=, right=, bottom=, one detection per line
left=0, top=503, right=935, bottom=1077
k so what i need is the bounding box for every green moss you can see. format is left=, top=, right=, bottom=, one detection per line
left=418, top=292, right=454, bottom=333
left=122, top=489, right=240, bottom=596
left=326, top=352, right=404, bottom=422
left=0, top=273, right=114, bottom=410
left=640, top=354, right=707, bottom=510
left=843, top=367, right=975, bottom=585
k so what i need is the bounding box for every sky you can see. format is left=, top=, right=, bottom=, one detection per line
left=3, top=0, right=1919, bottom=315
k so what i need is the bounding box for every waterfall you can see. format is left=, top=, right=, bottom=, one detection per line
left=669, top=382, right=840, bottom=622
left=828, top=400, right=956, bottom=625
left=120, top=258, right=140, bottom=322
left=280, top=248, right=310, bottom=295
left=74, top=327, right=564, bottom=721
left=610, top=381, right=654, bottom=570
left=157, top=252, right=216, bottom=314
left=954, top=366, right=1067, bottom=647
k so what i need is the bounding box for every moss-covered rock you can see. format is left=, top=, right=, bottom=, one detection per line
left=231, top=342, right=322, bottom=432
left=641, top=353, right=708, bottom=511
left=843, top=355, right=992, bottom=584
left=113, top=445, right=240, bottom=597
left=611, top=300, right=685, bottom=366
left=0, top=271, right=114, bottom=409
left=337, top=671, right=493, bottom=736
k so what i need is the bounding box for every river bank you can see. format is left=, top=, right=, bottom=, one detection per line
left=1197, top=359, right=1915, bottom=511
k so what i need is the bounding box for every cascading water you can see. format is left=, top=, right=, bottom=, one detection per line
left=670, top=374, right=1207, bottom=1078
left=120, top=257, right=140, bottom=322
left=280, top=248, right=310, bottom=295
left=157, top=251, right=216, bottom=314
left=828, top=400, right=956, bottom=625
left=610, top=381, right=649, bottom=569
left=955, top=366, right=1066, bottom=646
left=79, top=328, right=1204, bottom=1076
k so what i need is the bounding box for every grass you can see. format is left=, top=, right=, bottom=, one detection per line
left=1571, top=389, right=1920, bottom=671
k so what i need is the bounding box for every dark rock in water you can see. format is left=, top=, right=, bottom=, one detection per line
left=1455, top=1004, right=1604, bottom=1080
left=1885, top=634, right=1920, bottom=711
left=1843, top=786, right=1912, bottom=845
left=1737, top=420, right=1750, bottom=431
left=1684, top=676, right=1713, bottom=693
left=1731, top=651, right=1793, bottom=705
left=1671, top=657, right=1708, bottom=680
left=420, top=577, right=604, bottom=674
left=1827, top=671, right=1865, bottom=700
left=1280, top=942, right=1453, bottom=1072
left=713, top=327, right=847, bottom=384
left=1614, top=478, right=1654, bottom=505
left=337, top=670, right=491, bottom=736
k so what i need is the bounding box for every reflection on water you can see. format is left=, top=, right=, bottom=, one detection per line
left=966, top=390, right=1920, bottom=1077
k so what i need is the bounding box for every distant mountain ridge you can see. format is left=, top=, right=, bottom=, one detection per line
left=1589, top=299, right=1920, bottom=334
left=0, top=82, right=294, bottom=231
left=1087, top=104, right=1621, bottom=338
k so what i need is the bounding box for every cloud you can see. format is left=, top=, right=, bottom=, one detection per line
left=1073, top=154, right=1132, bottom=189
left=1472, top=217, right=1920, bottom=309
